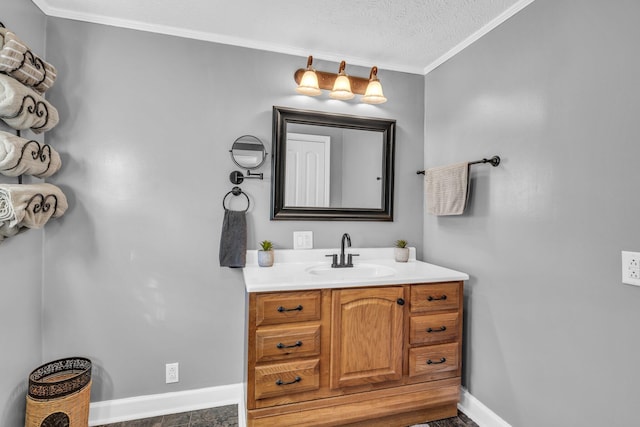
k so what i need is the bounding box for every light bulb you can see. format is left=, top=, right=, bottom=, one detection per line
left=330, top=62, right=354, bottom=100
left=362, top=80, right=387, bottom=104
left=296, top=69, right=321, bottom=96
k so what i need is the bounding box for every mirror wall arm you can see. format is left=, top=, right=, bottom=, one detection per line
left=229, top=170, right=263, bottom=185
left=246, top=170, right=263, bottom=179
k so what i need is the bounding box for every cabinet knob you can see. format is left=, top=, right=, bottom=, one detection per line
left=396, top=298, right=405, bottom=306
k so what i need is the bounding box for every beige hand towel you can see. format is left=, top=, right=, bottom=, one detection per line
left=0, top=74, right=59, bottom=133
left=425, top=162, right=469, bottom=216
left=0, top=131, right=62, bottom=177
left=0, top=183, right=68, bottom=230
left=0, top=27, right=57, bottom=93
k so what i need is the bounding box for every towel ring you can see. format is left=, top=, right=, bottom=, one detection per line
left=223, top=186, right=250, bottom=212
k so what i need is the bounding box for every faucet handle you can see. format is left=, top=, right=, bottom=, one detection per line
left=325, top=254, right=338, bottom=268
left=346, top=253, right=360, bottom=267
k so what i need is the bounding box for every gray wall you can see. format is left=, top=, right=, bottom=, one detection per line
left=0, top=2, right=47, bottom=425
left=41, top=18, right=424, bottom=403
left=424, top=0, right=640, bottom=425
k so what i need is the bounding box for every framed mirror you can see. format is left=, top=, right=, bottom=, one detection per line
left=230, top=135, right=267, bottom=169
left=271, top=106, right=395, bottom=221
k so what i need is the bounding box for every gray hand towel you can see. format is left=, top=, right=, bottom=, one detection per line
left=219, top=208, right=247, bottom=268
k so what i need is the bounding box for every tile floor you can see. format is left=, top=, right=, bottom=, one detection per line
left=95, top=405, right=478, bottom=427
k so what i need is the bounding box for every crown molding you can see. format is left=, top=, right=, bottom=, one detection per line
left=30, top=0, right=423, bottom=74
left=33, top=0, right=535, bottom=75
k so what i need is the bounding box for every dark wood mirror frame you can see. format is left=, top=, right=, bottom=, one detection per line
left=271, top=106, right=395, bottom=221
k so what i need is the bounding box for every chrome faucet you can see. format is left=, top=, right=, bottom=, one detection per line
left=326, top=233, right=359, bottom=268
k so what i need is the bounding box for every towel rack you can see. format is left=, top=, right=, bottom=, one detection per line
left=223, top=186, right=250, bottom=212
left=417, top=155, right=500, bottom=175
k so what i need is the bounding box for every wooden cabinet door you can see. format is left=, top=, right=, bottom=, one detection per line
left=330, top=286, right=405, bottom=389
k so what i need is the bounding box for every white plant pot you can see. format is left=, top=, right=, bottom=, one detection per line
left=394, top=247, right=410, bottom=263
left=258, top=250, right=274, bottom=267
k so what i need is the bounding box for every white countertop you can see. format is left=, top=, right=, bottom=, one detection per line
left=242, top=247, right=469, bottom=292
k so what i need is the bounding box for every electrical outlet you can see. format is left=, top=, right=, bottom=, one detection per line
left=166, top=362, right=179, bottom=383
left=621, top=251, right=640, bottom=286
left=293, top=231, right=313, bottom=249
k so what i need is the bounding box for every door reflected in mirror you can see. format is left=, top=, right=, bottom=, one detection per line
left=272, top=107, right=395, bottom=221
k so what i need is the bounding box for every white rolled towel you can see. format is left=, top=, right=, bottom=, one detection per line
left=0, top=27, right=57, bottom=94
left=0, top=131, right=62, bottom=177
left=0, top=183, right=68, bottom=231
left=0, top=74, right=59, bottom=133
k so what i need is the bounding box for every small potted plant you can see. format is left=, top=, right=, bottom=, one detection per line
left=394, top=239, right=410, bottom=263
left=258, top=240, right=274, bottom=267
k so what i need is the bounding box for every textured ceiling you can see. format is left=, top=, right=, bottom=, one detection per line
left=31, top=0, right=534, bottom=74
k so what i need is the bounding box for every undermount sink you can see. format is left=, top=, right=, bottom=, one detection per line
left=305, top=263, right=397, bottom=279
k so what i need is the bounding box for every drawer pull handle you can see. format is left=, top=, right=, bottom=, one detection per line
left=277, top=305, right=303, bottom=312
left=275, top=376, right=301, bottom=386
left=277, top=341, right=303, bottom=349
left=427, top=326, right=447, bottom=333
left=427, top=295, right=447, bottom=301
left=427, top=357, right=447, bottom=365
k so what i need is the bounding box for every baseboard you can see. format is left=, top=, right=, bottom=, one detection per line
left=88, top=383, right=500, bottom=427
left=458, top=387, right=511, bottom=427
left=89, top=383, right=246, bottom=426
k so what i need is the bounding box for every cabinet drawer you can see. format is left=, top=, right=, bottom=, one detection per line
left=409, top=343, right=459, bottom=379
left=410, top=282, right=460, bottom=313
left=410, top=312, right=460, bottom=345
left=255, top=291, right=321, bottom=326
left=256, top=324, right=321, bottom=362
left=254, top=359, right=320, bottom=400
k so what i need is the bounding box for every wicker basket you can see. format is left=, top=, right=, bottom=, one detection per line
left=25, top=357, right=92, bottom=427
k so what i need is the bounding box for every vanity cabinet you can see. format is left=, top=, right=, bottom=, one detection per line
left=245, top=281, right=463, bottom=427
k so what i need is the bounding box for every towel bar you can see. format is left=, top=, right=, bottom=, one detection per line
left=417, top=155, right=500, bottom=175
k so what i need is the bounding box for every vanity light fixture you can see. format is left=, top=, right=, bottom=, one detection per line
left=293, top=55, right=387, bottom=104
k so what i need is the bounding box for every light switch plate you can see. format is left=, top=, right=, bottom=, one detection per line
left=622, top=251, right=640, bottom=286
left=294, top=231, right=313, bottom=249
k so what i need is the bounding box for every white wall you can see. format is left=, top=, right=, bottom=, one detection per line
left=40, top=18, right=425, bottom=404
left=0, top=2, right=47, bottom=425
left=425, top=0, right=640, bottom=425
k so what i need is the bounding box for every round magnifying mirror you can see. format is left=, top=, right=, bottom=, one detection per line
left=230, top=135, right=267, bottom=169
